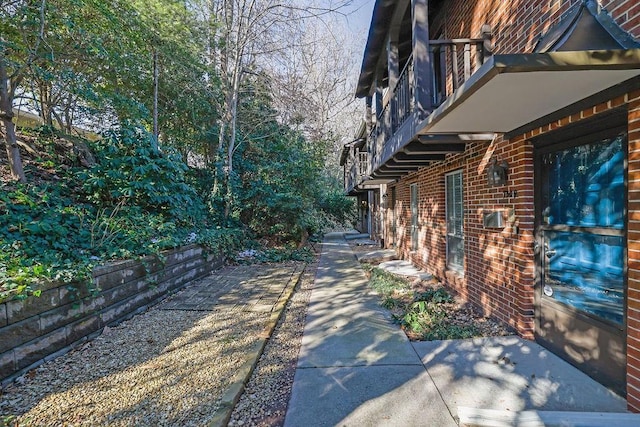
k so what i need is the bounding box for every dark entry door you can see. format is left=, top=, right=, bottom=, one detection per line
left=536, top=129, right=626, bottom=394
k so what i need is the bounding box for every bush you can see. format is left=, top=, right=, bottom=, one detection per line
left=319, top=190, right=356, bottom=226
left=81, top=125, right=207, bottom=226
left=0, top=126, right=246, bottom=302
left=364, top=268, right=481, bottom=341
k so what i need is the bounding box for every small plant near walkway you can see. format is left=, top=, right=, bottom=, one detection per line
left=364, top=266, right=512, bottom=340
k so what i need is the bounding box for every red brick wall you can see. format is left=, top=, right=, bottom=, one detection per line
left=435, top=0, right=639, bottom=53
left=388, top=90, right=640, bottom=408
left=388, top=134, right=536, bottom=337
left=381, top=0, right=640, bottom=408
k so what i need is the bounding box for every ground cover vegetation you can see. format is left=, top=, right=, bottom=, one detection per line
left=0, top=0, right=358, bottom=303
left=364, top=266, right=514, bottom=340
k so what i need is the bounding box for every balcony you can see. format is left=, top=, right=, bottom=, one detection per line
left=344, top=152, right=368, bottom=194
left=367, top=33, right=494, bottom=180
left=357, top=0, right=640, bottom=183
left=341, top=140, right=373, bottom=195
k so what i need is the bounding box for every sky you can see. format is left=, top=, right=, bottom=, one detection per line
left=343, top=0, right=376, bottom=56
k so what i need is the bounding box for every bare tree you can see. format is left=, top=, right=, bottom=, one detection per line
left=205, top=0, right=355, bottom=218
left=268, top=14, right=362, bottom=176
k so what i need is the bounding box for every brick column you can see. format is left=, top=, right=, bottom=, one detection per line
left=512, top=136, right=536, bottom=339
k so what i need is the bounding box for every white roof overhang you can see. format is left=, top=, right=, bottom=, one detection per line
left=418, top=49, right=640, bottom=135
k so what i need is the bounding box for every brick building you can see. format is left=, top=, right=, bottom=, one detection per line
left=342, top=0, right=640, bottom=409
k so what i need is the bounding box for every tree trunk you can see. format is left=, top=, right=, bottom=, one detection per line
left=37, top=80, right=54, bottom=127
left=223, top=59, right=241, bottom=220
left=0, top=58, right=26, bottom=182
left=152, top=48, right=159, bottom=152
left=212, top=117, right=226, bottom=200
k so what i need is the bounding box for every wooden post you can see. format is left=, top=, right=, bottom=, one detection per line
left=464, top=43, right=471, bottom=80
left=482, top=24, right=494, bottom=63
left=365, top=95, right=373, bottom=137
left=375, top=86, right=384, bottom=160
left=388, top=36, right=400, bottom=131
left=388, top=36, right=400, bottom=92
left=411, top=0, right=433, bottom=119
left=451, top=43, right=459, bottom=91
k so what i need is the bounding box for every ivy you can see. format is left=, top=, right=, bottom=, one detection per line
left=0, top=125, right=248, bottom=303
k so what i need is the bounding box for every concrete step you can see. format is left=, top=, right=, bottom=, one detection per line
left=458, top=406, right=640, bottom=427
left=344, top=232, right=371, bottom=240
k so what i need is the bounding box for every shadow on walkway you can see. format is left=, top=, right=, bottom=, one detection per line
left=284, top=233, right=628, bottom=427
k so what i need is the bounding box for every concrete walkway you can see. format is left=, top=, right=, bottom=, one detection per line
left=284, top=233, right=630, bottom=427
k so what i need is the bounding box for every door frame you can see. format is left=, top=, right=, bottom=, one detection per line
left=532, top=108, right=628, bottom=394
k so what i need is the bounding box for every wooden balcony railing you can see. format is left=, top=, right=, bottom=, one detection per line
left=344, top=151, right=370, bottom=192
left=392, top=57, right=414, bottom=131
left=430, top=30, right=492, bottom=106
left=367, top=26, right=493, bottom=171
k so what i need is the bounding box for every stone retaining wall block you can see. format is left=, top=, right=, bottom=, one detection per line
left=15, top=329, right=67, bottom=369
left=0, top=317, right=40, bottom=354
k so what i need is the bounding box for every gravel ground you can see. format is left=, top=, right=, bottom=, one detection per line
left=227, top=260, right=317, bottom=427
left=0, top=263, right=305, bottom=427
left=1, top=236, right=512, bottom=427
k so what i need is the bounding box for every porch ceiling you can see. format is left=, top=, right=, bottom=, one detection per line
left=360, top=179, right=395, bottom=187
left=417, top=49, right=640, bottom=135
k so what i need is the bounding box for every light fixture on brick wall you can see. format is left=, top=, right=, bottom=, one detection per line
left=487, top=158, right=508, bottom=186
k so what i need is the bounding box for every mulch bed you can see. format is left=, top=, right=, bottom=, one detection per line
left=348, top=237, right=516, bottom=341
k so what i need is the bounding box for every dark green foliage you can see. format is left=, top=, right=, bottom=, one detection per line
left=319, top=189, right=357, bottom=226
left=197, top=227, right=249, bottom=256
left=254, top=246, right=315, bottom=263
left=81, top=125, right=207, bottom=226
left=0, top=125, right=251, bottom=303
left=414, top=288, right=453, bottom=304
left=228, top=77, right=354, bottom=245
left=1, top=182, right=95, bottom=300
left=2, top=0, right=357, bottom=304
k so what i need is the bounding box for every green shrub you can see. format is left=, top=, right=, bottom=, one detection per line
left=81, top=125, right=207, bottom=226
left=254, top=246, right=315, bottom=263
left=0, top=126, right=247, bottom=303
left=421, top=324, right=480, bottom=341
left=368, top=267, right=411, bottom=295
left=197, top=227, right=249, bottom=256
left=319, top=189, right=356, bottom=226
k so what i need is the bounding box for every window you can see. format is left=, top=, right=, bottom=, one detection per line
left=446, top=170, right=464, bottom=271
left=410, top=183, right=418, bottom=251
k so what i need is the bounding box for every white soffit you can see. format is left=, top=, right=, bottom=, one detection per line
left=362, top=180, right=394, bottom=187
left=419, top=50, right=640, bottom=135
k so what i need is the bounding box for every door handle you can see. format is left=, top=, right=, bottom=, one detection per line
left=545, top=249, right=557, bottom=258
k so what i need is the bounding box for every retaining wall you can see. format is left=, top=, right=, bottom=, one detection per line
left=0, top=245, right=223, bottom=384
